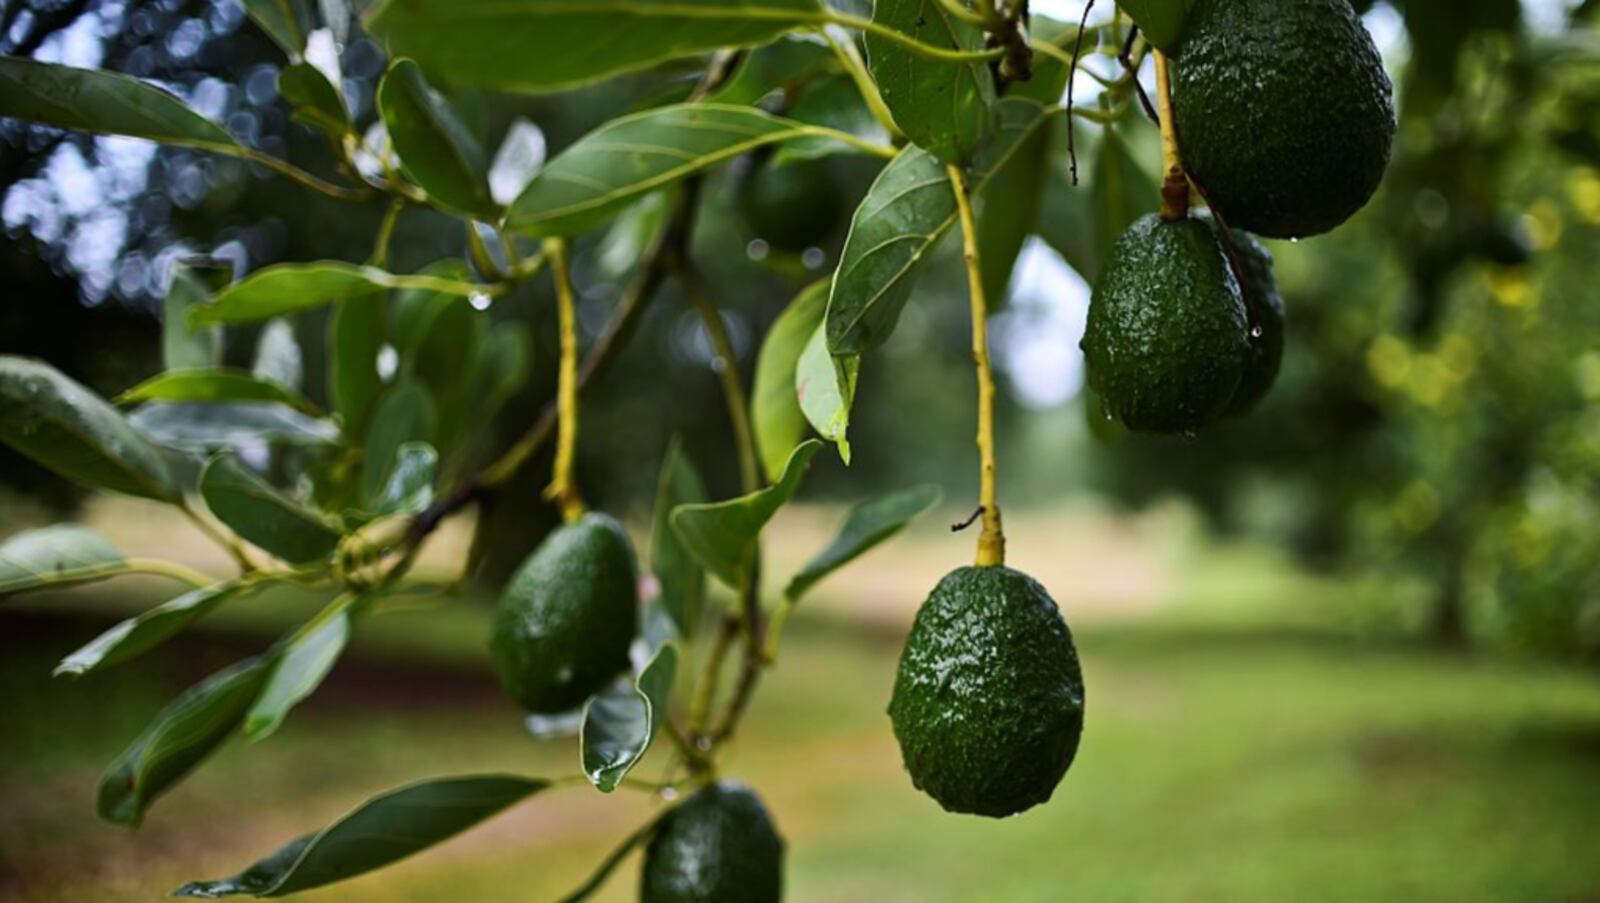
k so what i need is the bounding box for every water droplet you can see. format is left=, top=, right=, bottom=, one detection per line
left=660, top=787, right=679, bottom=801
left=746, top=238, right=770, bottom=261
left=469, top=292, right=492, bottom=311
left=1250, top=325, right=1263, bottom=338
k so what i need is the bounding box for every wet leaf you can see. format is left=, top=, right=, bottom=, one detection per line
left=651, top=439, right=707, bottom=636
left=56, top=581, right=248, bottom=676
left=865, top=0, right=994, bottom=164
left=752, top=280, right=829, bottom=483
left=785, top=485, right=942, bottom=601
left=378, top=59, right=498, bottom=219
left=670, top=439, right=822, bottom=588
left=0, top=57, right=240, bottom=153
left=200, top=456, right=342, bottom=565
left=580, top=643, right=678, bottom=792
left=120, top=370, right=323, bottom=416
left=0, top=525, right=125, bottom=598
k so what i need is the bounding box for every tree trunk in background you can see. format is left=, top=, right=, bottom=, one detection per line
left=1430, top=556, right=1467, bottom=648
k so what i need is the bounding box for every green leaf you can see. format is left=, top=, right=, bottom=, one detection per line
left=1089, top=125, right=1161, bottom=280
left=163, top=260, right=230, bottom=372
left=390, top=261, right=479, bottom=452
left=99, top=657, right=272, bottom=826
left=278, top=62, right=350, bottom=140
left=172, top=775, right=550, bottom=897
left=378, top=59, right=498, bottom=219
left=580, top=642, right=678, bottom=792
left=362, top=380, right=436, bottom=503
left=464, top=324, right=532, bottom=423
left=650, top=439, right=707, bottom=637
left=1012, top=15, right=1082, bottom=105
left=0, top=525, right=125, bottom=598
left=770, top=74, right=884, bottom=166
left=705, top=35, right=834, bottom=106
left=373, top=442, right=438, bottom=516
left=795, top=324, right=858, bottom=463
left=978, top=118, right=1053, bottom=304
left=190, top=262, right=480, bottom=326
left=865, top=0, right=995, bottom=165
left=120, top=369, right=323, bottom=416
left=200, top=456, right=342, bottom=565
left=0, top=57, right=241, bottom=153
left=670, top=439, right=822, bottom=588
left=367, top=0, right=821, bottom=93
left=752, top=280, right=828, bottom=482
left=507, top=104, right=826, bottom=238
left=0, top=356, right=179, bottom=501
left=327, top=290, right=387, bottom=438
left=242, top=0, right=311, bottom=57
left=826, top=100, right=1055, bottom=357
left=130, top=403, right=340, bottom=451
left=55, top=581, right=247, bottom=676
left=246, top=610, right=350, bottom=740
left=1116, top=0, right=1193, bottom=53
left=785, top=485, right=942, bottom=601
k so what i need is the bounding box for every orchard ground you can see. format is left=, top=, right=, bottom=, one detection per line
left=2, top=498, right=1598, bottom=902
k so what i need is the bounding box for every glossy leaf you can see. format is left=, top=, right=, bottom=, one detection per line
left=752, top=280, right=828, bottom=482
left=56, top=581, right=247, bottom=676
left=327, top=290, right=386, bottom=437
left=173, top=775, right=550, bottom=897
left=865, top=0, right=994, bottom=165
left=390, top=261, right=478, bottom=451
left=373, top=442, right=438, bottom=516
left=0, top=525, right=125, bottom=598
left=278, top=62, right=349, bottom=140
left=130, top=403, right=340, bottom=451
left=0, top=356, right=179, bottom=501
left=190, top=262, right=479, bottom=326
left=200, top=456, right=342, bottom=565
left=163, top=260, right=230, bottom=372
left=242, top=0, right=311, bottom=57
left=99, top=657, right=271, bottom=826
left=650, top=439, right=707, bottom=636
left=362, top=380, right=436, bottom=503
left=378, top=59, right=497, bottom=219
left=464, top=324, right=532, bottom=424
left=770, top=74, right=885, bottom=166
left=367, top=0, right=820, bottom=93
left=0, top=57, right=240, bottom=153
left=785, top=484, right=942, bottom=601
left=1090, top=125, right=1161, bottom=280
left=508, top=104, right=824, bottom=238
left=1116, top=0, right=1193, bottom=53
left=795, top=324, right=858, bottom=463
left=706, top=35, right=834, bottom=106
left=120, top=369, right=322, bottom=416
left=580, top=642, right=678, bottom=792
left=978, top=118, right=1053, bottom=304
left=671, top=439, right=822, bottom=588
left=1012, top=14, right=1084, bottom=105
left=246, top=610, right=350, bottom=740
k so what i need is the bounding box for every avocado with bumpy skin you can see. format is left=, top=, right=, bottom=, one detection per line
left=1082, top=214, right=1250, bottom=434
left=641, top=781, right=784, bottom=902
left=888, top=566, right=1085, bottom=818
left=738, top=158, right=842, bottom=252
left=1173, top=0, right=1395, bottom=238
left=489, top=512, right=637, bottom=714
left=1221, top=226, right=1286, bottom=415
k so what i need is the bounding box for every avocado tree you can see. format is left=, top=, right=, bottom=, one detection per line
left=0, top=0, right=1395, bottom=897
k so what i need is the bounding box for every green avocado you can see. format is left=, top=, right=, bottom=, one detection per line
left=1173, top=0, right=1396, bottom=238
left=888, top=566, right=1085, bottom=818
left=641, top=781, right=785, bottom=902
left=1220, top=225, right=1286, bottom=415
left=1081, top=214, right=1250, bottom=434
left=737, top=158, right=842, bottom=252
left=488, top=512, right=637, bottom=714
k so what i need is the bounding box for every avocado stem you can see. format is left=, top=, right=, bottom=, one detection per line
left=948, top=165, right=1007, bottom=568
left=542, top=238, right=587, bottom=523
left=1154, top=50, right=1191, bottom=221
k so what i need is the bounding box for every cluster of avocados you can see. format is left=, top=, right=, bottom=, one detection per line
left=1084, top=0, right=1394, bottom=435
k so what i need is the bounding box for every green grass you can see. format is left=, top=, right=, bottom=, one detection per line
left=2, top=534, right=1598, bottom=901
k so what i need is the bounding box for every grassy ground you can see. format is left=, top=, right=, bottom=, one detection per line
left=2, top=504, right=1598, bottom=901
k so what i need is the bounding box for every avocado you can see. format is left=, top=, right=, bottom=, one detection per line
left=888, top=566, right=1085, bottom=818
left=738, top=158, right=842, bottom=252
left=1081, top=214, right=1250, bottom=434
left=1173, top=0, right=1395, bottom=238
left=641, top=781, right=785, bottom=902
left=1220, top=225, right=1286, bottom=415
left=489, top=512, right=638, bottom=714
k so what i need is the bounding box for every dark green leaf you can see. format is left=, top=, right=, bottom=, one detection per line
left=130, top=403, right=340, bottom=451
left=1116, top=0, right=1193, bottom=53
left=390, top=261, right=479, bottom=452
left=464, top=324, right=532, bottom=423
left=173, top=775, right=550, bottom=897
left=785, top=485, right=942, bottom=601
left=327, top=290, right=387, bottom=437
left=367, top=0, right=821, bottom=93
left=246, top=610, right=350, bottom=740
left=507, top=104, right=825, bottom=238
left=98, top=657, right=271, bottom=826
left=190, top=262, right=479, bottom=326
left=0, top=525, right=125, bottom=598
left=0, top=57, right=241, bottom=153
left=795, top=324, right=858, bottom=463
left=978, top=118, right=1053, bottom=304
left=362, top=381, right=436, bottom=503
left=580, top=642, right=678, bottom=792
left=865, top=0, right=995, bottom=164
left=241, top=0, right=311, bottom=57
left=120, top=369, right=323, bottom=416
left=770, top=74, right=885, bottom=166
left=373, top=442, right=438, bottom=516
left=752, top=280, right=828, bottom=482
left=163, top=260, right=230, bottom=372
left=651, top=439, right=708, bottom=636
left=1012, top=15, right=1084, bottom=105
left=56, top=581, right=247, bottom=676
left=1090, top=125, right=1160, bottom=281
left=278, top=62, right=350, bottom=140
left=200, top=456, right=342, bottom=565
left=670, top=439, right=822, bottom=588
left=705, top=35, right=834, bottom=106
left=378, top=59, right=497, bottom=219
left=0, top=356, right=179, bottom=501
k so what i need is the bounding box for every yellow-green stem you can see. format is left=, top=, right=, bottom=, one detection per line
left=948, top=165, right=1005, bottom=567
left=124, top=558, right=214, bottom=588
left=1154, top=50, right=1190, bottom=220
left=543, top=239, right=587, bottom=523
left=821, top=30, right=905, bottom=143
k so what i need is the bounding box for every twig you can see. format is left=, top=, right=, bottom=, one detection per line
left=949, top=165, right=1006, bottom=567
